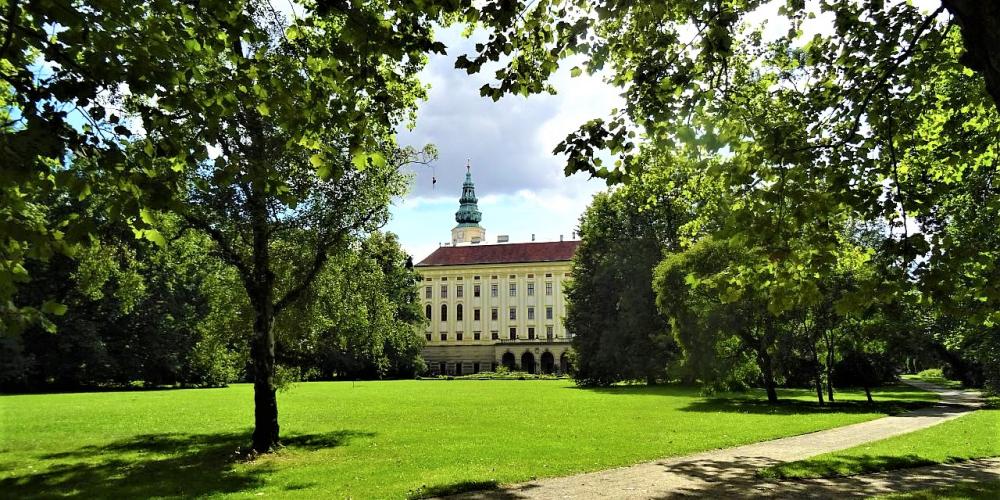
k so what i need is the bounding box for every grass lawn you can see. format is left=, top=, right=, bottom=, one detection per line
left=0, top=380, right=936, bottom=499
left=901, top=372, right=965, bottom=390
left=758, top=409, right=1000, bottom=480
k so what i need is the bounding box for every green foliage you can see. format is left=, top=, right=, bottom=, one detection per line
left=463, top=0, right=1000, bottom=393
left=0, top=381, right=935, bottom=498
left=275, top=232, right=427, bottom=380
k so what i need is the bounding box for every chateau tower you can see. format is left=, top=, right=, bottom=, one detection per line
left=451, top=162, right=486, bottom=245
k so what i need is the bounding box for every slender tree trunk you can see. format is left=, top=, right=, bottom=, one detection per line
left=249, top=187, right=279, bottom=453
left=864, top=383, right=873, bottom=403
left=812, top=349, right=825, bottom=406
left=757, top=350, right=779, bottom=403
left=825, top=337, right=835, bottom=402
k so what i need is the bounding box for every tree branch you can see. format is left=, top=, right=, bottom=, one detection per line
left=181, top=212, right=253, bottom=290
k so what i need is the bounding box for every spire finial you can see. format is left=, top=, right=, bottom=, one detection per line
left=466, top=158, right=471, bottom=172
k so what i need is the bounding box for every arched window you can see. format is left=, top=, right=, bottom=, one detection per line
left=441, top=304, right=448, bottom=321
left=425, top=304, right=432, bottom=320
left=456, top=304, right=464, bottom=321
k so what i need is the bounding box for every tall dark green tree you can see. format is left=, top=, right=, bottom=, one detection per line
left=566, top=169, right=685, bottom=386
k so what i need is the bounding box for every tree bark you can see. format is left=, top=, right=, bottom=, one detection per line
left=249, top=184, right=279, bottom=454
left=943, top=0, right=1000, bottom=111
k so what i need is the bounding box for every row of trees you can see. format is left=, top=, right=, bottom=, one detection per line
left=0, top=221, right=426, bottom=391
left=568, top=158, right=991, bottom=402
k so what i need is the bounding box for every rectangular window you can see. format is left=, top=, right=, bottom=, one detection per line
left=491, top=284, right=498, bottom=297
left=474, top=308, right=481, bottom=321
left=474, top=284, right=481, bottom=297
left=545, top=282, right=553, bottom=295
left=527, top=282, right=534, bottom=296
left=509, top=274, right=516, bottom=279
left=491, top=275, right=498, bottom=279
left=457, top=331, right=464, bottom=341
left=509, top=327, right=517, bottom=340
left=440, top=285, right=447, bottom=298
left=457, top=306, right=463, bottom=321
left=491, top=330, right=499, bottom=340
left=545, top=273, right=552, bottom=278
left=425, top=277, right=432, bottom=281
left=424, top=286, right=431, bottom=299
left=474, top=275, right=481, bottom=280
left=528, top=307, right=535, bottom=320
left=441, top=277, right=448, bottom=281
left=456, top=276, right=463, bottom=281
left=509, top=283, right=516, bottom=297
left=528, top=327, right=535, bottom=340
left=440, top=333, right=447, bottom=341
left=546, top=325, right=554, bottom=339
left=425, top=333, right=432, bottom=341
left=527, top=273, right=534, bottom=278
left=456, top=285, right=464, bottom=298
left=474, top=331, right=481, bottom=340
left=491, top=308, right=498, bottom=321
left=546, top=306, right=553, bottom=320
left=509, top=307, right=516, bottom=320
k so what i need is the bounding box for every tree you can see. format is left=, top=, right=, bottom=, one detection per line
left=276, top=231, right=427, bottom=381
left=655, top=237, right=787, bottom=402
left=3, top=0, right=469, bottom=452
left=566, top=168, right=685, bottom=386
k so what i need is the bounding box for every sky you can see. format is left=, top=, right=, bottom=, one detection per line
left=384, top=26, right=623, bottom=262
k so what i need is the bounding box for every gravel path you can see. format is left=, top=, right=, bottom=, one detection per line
left=446, top=380, right=987, bottom=499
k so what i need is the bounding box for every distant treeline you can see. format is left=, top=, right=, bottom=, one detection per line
left=1, top=219, right=425, bottom=392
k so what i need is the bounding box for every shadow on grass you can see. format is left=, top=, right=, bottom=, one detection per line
left=5, top=430, right=372, bottom=499
left=678, top=397, right=933, bottom=416
left=408, top=479, right=502, bottom=499
left=756, top=454, right=938, bottom=480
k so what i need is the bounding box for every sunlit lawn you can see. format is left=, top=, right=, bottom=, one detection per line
left=0, top=380, right=937, bottom=499
left=759, top=408, right=1000, bottom=480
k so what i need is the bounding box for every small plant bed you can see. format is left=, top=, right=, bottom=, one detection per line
left=757, top=409, right=1000, bottom=480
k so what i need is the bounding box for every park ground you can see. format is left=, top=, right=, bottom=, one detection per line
left=0, top=379, right=994, bottom=499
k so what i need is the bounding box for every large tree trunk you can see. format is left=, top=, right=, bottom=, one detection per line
left=249, top=186, right=279, bottom=454
left=250, top=296, right=279, bottom=453
left=943, top=0, right=1000, bottom=111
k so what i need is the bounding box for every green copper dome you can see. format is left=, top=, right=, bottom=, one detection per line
left=455, top=166, right=482, bottom=225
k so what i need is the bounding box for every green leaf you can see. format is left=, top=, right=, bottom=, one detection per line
left=41, top=300, right=68, bottom=316
left=256, top=103, right=270, bottom=116
left=143, top=229, right=166, bottom=248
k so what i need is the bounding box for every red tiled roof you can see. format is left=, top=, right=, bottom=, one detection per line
left=416, top=241, right=580, bottom=267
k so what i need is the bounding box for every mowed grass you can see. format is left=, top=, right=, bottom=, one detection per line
left=759, top=409, right=1000, bottom=479
left=0, top=380, right=937, bottom=499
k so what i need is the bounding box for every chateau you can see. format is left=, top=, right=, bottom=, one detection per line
left=415, top=166, right=578, bottom=375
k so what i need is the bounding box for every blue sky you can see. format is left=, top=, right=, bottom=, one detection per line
left=384, top=26, right=622, bottom=262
